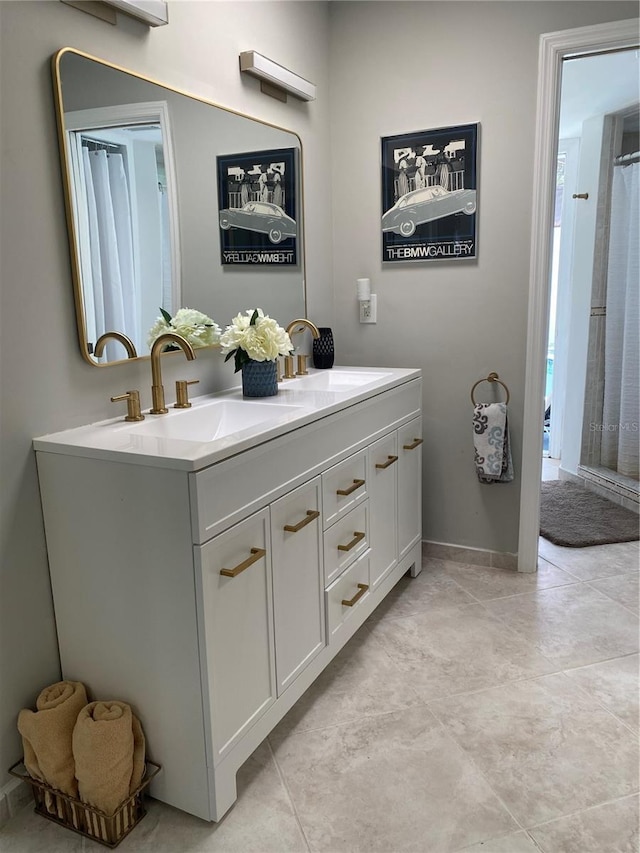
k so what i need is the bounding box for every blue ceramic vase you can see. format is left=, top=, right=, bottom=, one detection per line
left=241, top=359, right=278, bottom=397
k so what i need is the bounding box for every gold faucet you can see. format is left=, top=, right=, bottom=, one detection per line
left=284, top=319, right=320, bottom=378
left=150, top=333, right=196, bottom=414
left=94, top=331, right=138, bottom=359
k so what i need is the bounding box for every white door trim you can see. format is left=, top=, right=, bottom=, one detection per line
left=518, top=17, right=639, bottom=573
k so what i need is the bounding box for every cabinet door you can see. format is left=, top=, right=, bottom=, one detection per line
left=270, top=479, right=325, bottom=696
left=195, top=508, right=275, bottom=765
left=368, top=432, right=398, bottom=590
left=397, top=417, right=423, bottom=561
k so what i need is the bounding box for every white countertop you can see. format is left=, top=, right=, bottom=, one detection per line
left=33, top=366, right=421, bottom=472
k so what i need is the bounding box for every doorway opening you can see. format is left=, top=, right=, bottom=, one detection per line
left=543, top=49, right=639, bottom=499
left=518, top=18, right=639, bottom=573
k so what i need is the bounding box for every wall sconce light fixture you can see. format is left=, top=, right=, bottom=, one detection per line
left=61, top=0, right=168, bottom=26
left=239, top=51, right=316, bottom=103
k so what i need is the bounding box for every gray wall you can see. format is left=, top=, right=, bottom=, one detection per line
left=328, top=0, right=637, bottom=553
left=0, top=0, right=332, bottom=787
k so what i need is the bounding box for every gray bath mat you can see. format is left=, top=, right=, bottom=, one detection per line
left=540, top=480, right=639, bottom=547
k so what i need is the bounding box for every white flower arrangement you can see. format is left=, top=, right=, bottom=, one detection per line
left=220, top=309, right=293, bottom=372
left=147, top=308, right=221, bottom=350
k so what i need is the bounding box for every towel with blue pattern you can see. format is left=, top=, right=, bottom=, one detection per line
left=473, top=402, right=514, bottom=483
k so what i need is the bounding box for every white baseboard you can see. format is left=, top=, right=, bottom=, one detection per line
left=422, top=539, right=518, bottom=571
left=0, top=775, right=31, bottom=829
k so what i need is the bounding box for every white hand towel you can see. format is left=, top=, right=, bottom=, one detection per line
left=473, top=402, right=514, bottom=483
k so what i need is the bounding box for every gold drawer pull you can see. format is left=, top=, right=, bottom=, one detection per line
left=341, top=583, right=369, bottom=607
left=220, top=547, right=266, bottom=578
left=403, top=438, right=423, bottom=451
left=337, top=531, right=365, bottom=552
left=336, top=478, right=365, bottom=496
left=283, top=509, right=320, bottom=533
left=375, top=455, right=398, bottom=470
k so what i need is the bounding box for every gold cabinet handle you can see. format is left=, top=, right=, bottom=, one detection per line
left=337, top=531, right=365, bottom=552
left=375, top=455, right=398, bottom=470
left=403, top=438, right=423, bottom=450
left=283, top=509, right=320, bottom=533
left=341, top=583, right=369, bottom=607
left=336, top=478, right=365, bottom=496
left=220, top=547, right=266, bottom=578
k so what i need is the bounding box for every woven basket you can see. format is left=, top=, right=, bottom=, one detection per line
left=8, top=760, right=161, bottom=848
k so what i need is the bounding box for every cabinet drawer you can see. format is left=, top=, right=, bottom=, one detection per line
left=326, top=551, right=370, bottom=642
left=323, top=501, right=369, bottom=587
left=322, top=448, right=368, bottom=528
left=194, top=508, right=276, bottom=765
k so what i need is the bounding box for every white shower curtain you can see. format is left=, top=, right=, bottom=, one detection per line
left=601, top=160, right=640, bottom=480
left=82, top=148, right=139, bottom=360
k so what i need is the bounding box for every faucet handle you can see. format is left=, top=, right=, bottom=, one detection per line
left=174, top=379, right=199, bottom=409
left=283, top=354, right=296, bottom=380
left=296, top=354, right=309, bottom=376
left=111, top=390, right=144, bottom=422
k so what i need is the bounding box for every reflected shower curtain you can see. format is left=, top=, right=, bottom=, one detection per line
left=159, top=187, right=172, bottom=316
left=83, top=149, right=139, bottom=360
left=602, top=161, right=640, bottom=479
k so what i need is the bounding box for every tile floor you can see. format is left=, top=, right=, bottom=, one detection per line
left=2, top=539, right=638, bottom=852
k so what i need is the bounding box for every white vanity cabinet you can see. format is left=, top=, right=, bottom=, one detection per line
left=35, top=370, right=422, bottom=823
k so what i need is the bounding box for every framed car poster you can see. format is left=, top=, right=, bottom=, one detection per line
left=381, top=123, right=478, bottom=263
left=217, top=147, right=297, bottom=265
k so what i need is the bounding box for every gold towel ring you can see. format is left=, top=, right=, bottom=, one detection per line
left=470, top=372, right=510, bottom=406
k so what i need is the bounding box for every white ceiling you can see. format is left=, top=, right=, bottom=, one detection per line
left=559, top=48, right=639, bottom=139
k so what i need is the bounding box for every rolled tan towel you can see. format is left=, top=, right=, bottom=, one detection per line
left=130, top=714, right=146, bottom=793
left=17, top=680, right=88, bottom=798
left=72, top=701, right=145, bottom=818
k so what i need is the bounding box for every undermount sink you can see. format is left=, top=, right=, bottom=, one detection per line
left=293, top=370, right=391, bottom=391
left=122, top=399, right=303, bottom=443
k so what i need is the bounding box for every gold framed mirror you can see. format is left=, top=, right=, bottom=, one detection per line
left=52, top=48, right=306, bottom=366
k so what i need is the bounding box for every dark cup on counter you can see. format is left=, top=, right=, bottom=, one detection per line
left=312, top=327, right=334, bottom=369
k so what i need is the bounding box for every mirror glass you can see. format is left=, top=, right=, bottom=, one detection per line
left=53, top=49, right=306, bottom=366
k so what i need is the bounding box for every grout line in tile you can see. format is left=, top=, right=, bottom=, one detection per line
left=524, top=790, right=640, bottom=833
left=429, top=710, right=526, bottom=834
left=452, top=828, right=544, bottom=852
left=431, top=678, right=640, bottom=840
left=424, top=669, right=569, bottom=707
left=560, top=650, right=639, bottom=674
left=450, top=578, right=583, bottom=605
left=537, top=556, right=584, bottom=581
left=523, top=829, right=547, bottom=851
left=268, top=692, right=432, bottom=740
left=558, top=669, right=640, bottom=737
left=537, top=553, right=640, bottom=583
left=584, top=579, right=640, bottom=617
left=264, top=736, right=312, bottom=853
